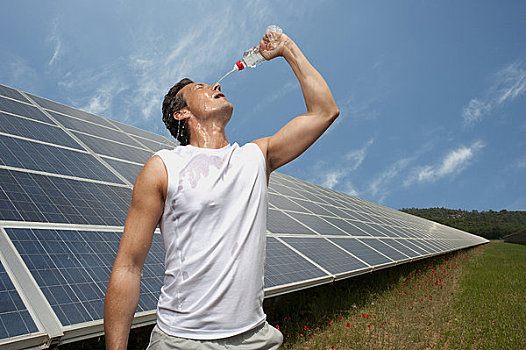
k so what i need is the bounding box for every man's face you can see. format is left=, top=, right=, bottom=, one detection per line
left=178, top=82, right=233, bottom=122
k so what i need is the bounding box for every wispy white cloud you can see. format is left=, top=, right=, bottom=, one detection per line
left=314, top=138, right=374, bottom=194
left=462, top=98, right=490, bottom=124
left=48, top=18, right=62, bottom=66
left=369, top=157, right=413, bottom=199
left=365, top=141, right=435, bottom=203
left=321, top=170, right=346, bottom=189
left=345, top=138, right=374, bottom=171
left=495, top=61, right=526, bottom=104
left=0, top=54, right=39, bottom=90
left=405, top=141, right=485, bottom=185
left=517, top=155, right=526, bottom=169
left=81, top=78, right=128, bottom=116
left=463, top=60, right=526, bottom=125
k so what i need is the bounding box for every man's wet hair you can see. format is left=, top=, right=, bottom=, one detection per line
left=162, top=78, right=193, bottom=145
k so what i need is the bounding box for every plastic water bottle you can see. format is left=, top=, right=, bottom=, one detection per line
left=235, top=25, right=283, bottom=70
left=216, top=25, right=283, bottom=85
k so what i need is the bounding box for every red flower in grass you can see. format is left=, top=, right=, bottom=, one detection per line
left=332, top=346, right=335, bottom=350
left=328, top=320, right=332, bottom=325
left=362, top=313, right=366, bottom=318
left=339, top=317, right=342, bottom=321
left=276, top=325, right=280, bottom=331
left=347, top=322, right=351, bottom=328
left=368, top=325, right=371, bottom=328
left=327, top=336, right=330, bottom=341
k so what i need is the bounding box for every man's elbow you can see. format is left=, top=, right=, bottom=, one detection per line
left=324, top=106, right=339, bottom=123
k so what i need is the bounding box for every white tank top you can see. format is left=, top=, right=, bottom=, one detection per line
left=153, top=142, right=268, bottom=340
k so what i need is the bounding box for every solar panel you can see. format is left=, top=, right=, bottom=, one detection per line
left=279, top=237, right=369, bottom=275
left=330, top=238, right=393, bottom=266
left=0, top=169, right=131, bottom=225
left=0, top=96, right=51, bottom=124
left=0, top=112, right=83, bottom=150
left=47, top=111, right=144, bottom=148
left=264, top=237, right=330, bottom=289
left=0, top=135, right=122, bottom=183
left=0, top=259, right=39, bottom=340
left=72, top=132, right=153, bottom=164
left=0, top=84, right=488, bottom=348
left=0, top=84, right=30, bottom=103
left=6, top=228, right=164, bottom=326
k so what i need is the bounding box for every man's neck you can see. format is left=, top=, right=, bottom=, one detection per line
left=188, top=120, right=229, bottom=149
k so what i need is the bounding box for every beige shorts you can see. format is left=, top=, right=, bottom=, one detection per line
left=146, top=322, right=283, bottom=350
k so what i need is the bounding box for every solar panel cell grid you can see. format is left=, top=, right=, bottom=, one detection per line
left=269, top=183, right=307, bottom=200
left=330, top=238, right=392, bottom=266
left=394, top=239, right=427, bottom=256
left=292, top=189, right=331, bottom=205
left=268, top=193, right=306, bottom=212
left=0, top=85, right=30, bottom=103
left=130, top=135, right=173, bottom=152
left=267, top=209, right=316, bottom=235
left=368, top=223, right=399, bottom=237
left=349, top=221, right=386, bottom=237
left=0, top=260, right=39, bottom=340
left=0, top=135, right=123, bottom=183
left=323, top=205, right=352, bottom=219
left=321, top=217, right=357, bottom=236
left=0, top=112, right=82, bottom=150
left=0, top=169, right=131, bottom=225
left=410, top=239, right=439, bottom=254
left=7, top=228, right=165, bottom=325
left=73, top=132, right=153, bottom=164
left=112, top=121, right=175, bottom=145
left=48, top=112, right=144, bottom=148
left=291, top=198, right=336, bottom=217
left=280, top=237, right=368, bottom=275
left=359, top=238, right=410, bottom=261
left=0, top=97, right=51, bottom=124
left=286, top=212, right=347, bottom=236
left=103, top=158, right=143, bottom=185
left=264, top=237, right=328, bottom=288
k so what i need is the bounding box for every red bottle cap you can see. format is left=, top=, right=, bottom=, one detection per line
left=235, top=61, right=245, bottom=71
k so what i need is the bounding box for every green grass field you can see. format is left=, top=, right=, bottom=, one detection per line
left=437, top=242, right=526, bottom=349
left=59, top=241, right=526, bottom=349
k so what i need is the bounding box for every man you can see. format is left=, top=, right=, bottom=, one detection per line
left=104, top=30, right=339, bottom=349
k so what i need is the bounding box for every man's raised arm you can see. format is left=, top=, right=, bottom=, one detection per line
left=104, top=156, right=166, bottom=350
left=252, top=33, right=339, bottom=174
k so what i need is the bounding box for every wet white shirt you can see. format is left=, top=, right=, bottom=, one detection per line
left=153, top=142, right=268, bottom=340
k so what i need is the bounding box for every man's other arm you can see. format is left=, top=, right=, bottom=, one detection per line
left=104, top=156, right=166, bottom=350
left=252, top=34, right=339, bottom=175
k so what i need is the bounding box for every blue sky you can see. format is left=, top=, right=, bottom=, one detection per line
left=1, top=1, right=525, bottom=211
